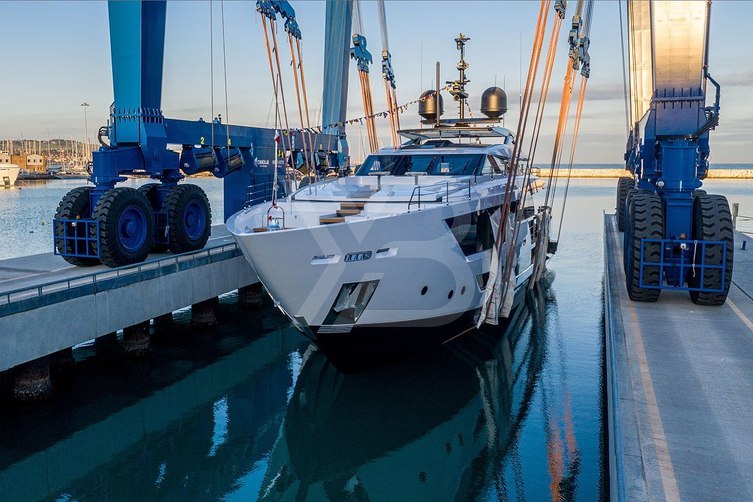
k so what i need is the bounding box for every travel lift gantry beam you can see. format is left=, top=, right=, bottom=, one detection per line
left=618, top=0, right=729, bottom=305
left=53, top=0, right=337, bottom=268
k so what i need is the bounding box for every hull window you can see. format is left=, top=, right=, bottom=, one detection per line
left=445, top=209, right=496, bottom=256
left=323, top=280, right=380, bottom=325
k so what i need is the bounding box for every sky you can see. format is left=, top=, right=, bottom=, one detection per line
left=0, top=0, right=751, bottom=164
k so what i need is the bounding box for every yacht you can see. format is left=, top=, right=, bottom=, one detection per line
left=0, top=163, right=20, bottom=187
left=228, top=40, right=554, bottom=365
left=228, top=134, right=554, bottom=358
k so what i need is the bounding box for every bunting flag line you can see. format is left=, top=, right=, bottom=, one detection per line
left=278, top=86, right=450, bottom=136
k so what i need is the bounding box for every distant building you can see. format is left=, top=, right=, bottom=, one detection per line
left=26, top=154, right=45, bottom=172
left=10, top=154, right=46, bottom=172
left=0, top=152, right=10, bottom=164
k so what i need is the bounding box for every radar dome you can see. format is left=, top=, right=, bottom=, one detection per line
left=418, top=90, right=444, bottom=120
left=481, top=86, right=508, bottom=119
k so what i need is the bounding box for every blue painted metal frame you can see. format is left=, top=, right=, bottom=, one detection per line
left=53, top=219, right=100, bottom=259
left=638, top=238, right=726, bottom=292
left=323, top=0, right=353, bottom=167
left=56, top=0, right=341, bottom=263
left=622, top=3, right=722, bottom=295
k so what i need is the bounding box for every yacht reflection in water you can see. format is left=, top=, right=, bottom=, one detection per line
left=259, top=275, right=580, bottom=501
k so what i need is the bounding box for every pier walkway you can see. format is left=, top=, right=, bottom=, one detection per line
left=0, top=225, right=257, bottom=373
left=604, top=214, right=753, bottom=501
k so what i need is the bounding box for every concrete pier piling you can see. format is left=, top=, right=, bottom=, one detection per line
left=0, top=225, right=259, bottom=399
left=13, top=357, right=52, bottom=400
left=122, top=321, right=151, bottom=356
left=94, top=332, right=119, bottom=357
left=153, top=313, right=173, bottom=331
left=51, top=347, right=75, bottom=373
left=238, top=283, right=266, bottom=310
left=192, top=297, right=219, bottom=327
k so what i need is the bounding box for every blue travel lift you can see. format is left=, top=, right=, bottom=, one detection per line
left=53, top=0, right=343, bottom=268
left=618, top=3, right=729, bottom=305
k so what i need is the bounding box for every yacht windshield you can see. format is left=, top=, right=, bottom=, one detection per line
left=355, top=154, right=484, bottom=176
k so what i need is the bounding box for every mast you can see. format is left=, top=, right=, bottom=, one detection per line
left=447, top=34, right=470, bottom=122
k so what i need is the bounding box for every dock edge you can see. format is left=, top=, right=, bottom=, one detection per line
left=603, top=212, right=649, bottom=501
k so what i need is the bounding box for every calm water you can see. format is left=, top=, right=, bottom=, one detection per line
left=1, top=178, right=753, bottom=501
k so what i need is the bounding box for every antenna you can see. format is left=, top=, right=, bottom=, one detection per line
left=447, top=34, right=470, bottom=121
left=435, top=61, right=441, bottom=127
left=519, top=31, right=522, bottom=110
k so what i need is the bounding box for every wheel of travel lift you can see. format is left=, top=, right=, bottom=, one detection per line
left=54, top=186, right=100, bottom=266
left=688, top=193, right=734, bottom=306
left=137, top=182, right=168, bottom=252
left=162, top=184, right=212, bottom=254
left=622, top=188, right=639, bottom=274
left=625, top=191, right=664, bottom=302
left=616, top=176, right=633, bottom=232
left=92, top=187, right=154, bottom=268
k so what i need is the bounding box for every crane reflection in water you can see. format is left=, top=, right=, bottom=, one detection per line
left=258, top=271, right=581, bottom=502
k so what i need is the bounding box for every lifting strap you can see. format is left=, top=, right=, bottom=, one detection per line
left=259, top=9, right=294, bottom=170
left=501, top=0, right=563, bottom=302
left=287, top=32, right=313, bottom=177
left=377, top=0, right=400, bottom=148
left=351, top=0, right=379, bottom=153
left=291, top=36, right=317, bottom=177
left=479, top=0, right=551, bottom=325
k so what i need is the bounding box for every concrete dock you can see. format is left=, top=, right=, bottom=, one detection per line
left=533, top=167, right=753, bottom=179
left=604, top=214, right=753, bottom=501
left=0, top=225, right=258, bottom=384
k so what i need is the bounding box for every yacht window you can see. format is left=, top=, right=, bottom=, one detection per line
left=495, top=156, right=510, bottom=173
left=445, top=208, right=497, bottom=256
left=481, top=155, right=503, bottom=175
left=356, top=155, right=408, bottom=175
left=406, top=155, right=435, bottom=173
left=432, top=154, right=483, bottom=175
left=355, top=154, right=483, bottom=176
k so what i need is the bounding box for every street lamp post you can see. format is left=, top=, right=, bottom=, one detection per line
left=81, top=102, right=90, bottom=164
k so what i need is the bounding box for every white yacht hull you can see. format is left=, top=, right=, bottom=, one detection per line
left=229, top=194, right=538, bottom=363
left=0, top=164, right=20, bottom=187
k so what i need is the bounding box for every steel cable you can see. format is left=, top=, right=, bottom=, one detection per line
left=287, top=34, right=312, bottom=176
left=482, top=0, right=549, bottom=320
left=221, top=0, right=230, bottom=146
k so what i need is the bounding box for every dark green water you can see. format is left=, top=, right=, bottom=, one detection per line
left=1, top=178, right=749, bottom=501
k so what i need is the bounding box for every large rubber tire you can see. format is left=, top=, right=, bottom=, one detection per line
left=54, top=186, right=99, bottom=266
left=623, top=188, right=639, bottom=274
left=163, top=184, right=212, bottom=254
left=689, top=194, right=734, bottom=306
left=626, top=191, right=664, bottom=302
left=137, top=182, right=161, bottom=209
left=137, top=182, right=168, bottom=252
left=616, top=177, right=633, bottom=232
left=93, top=187, right=154, bottom=268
